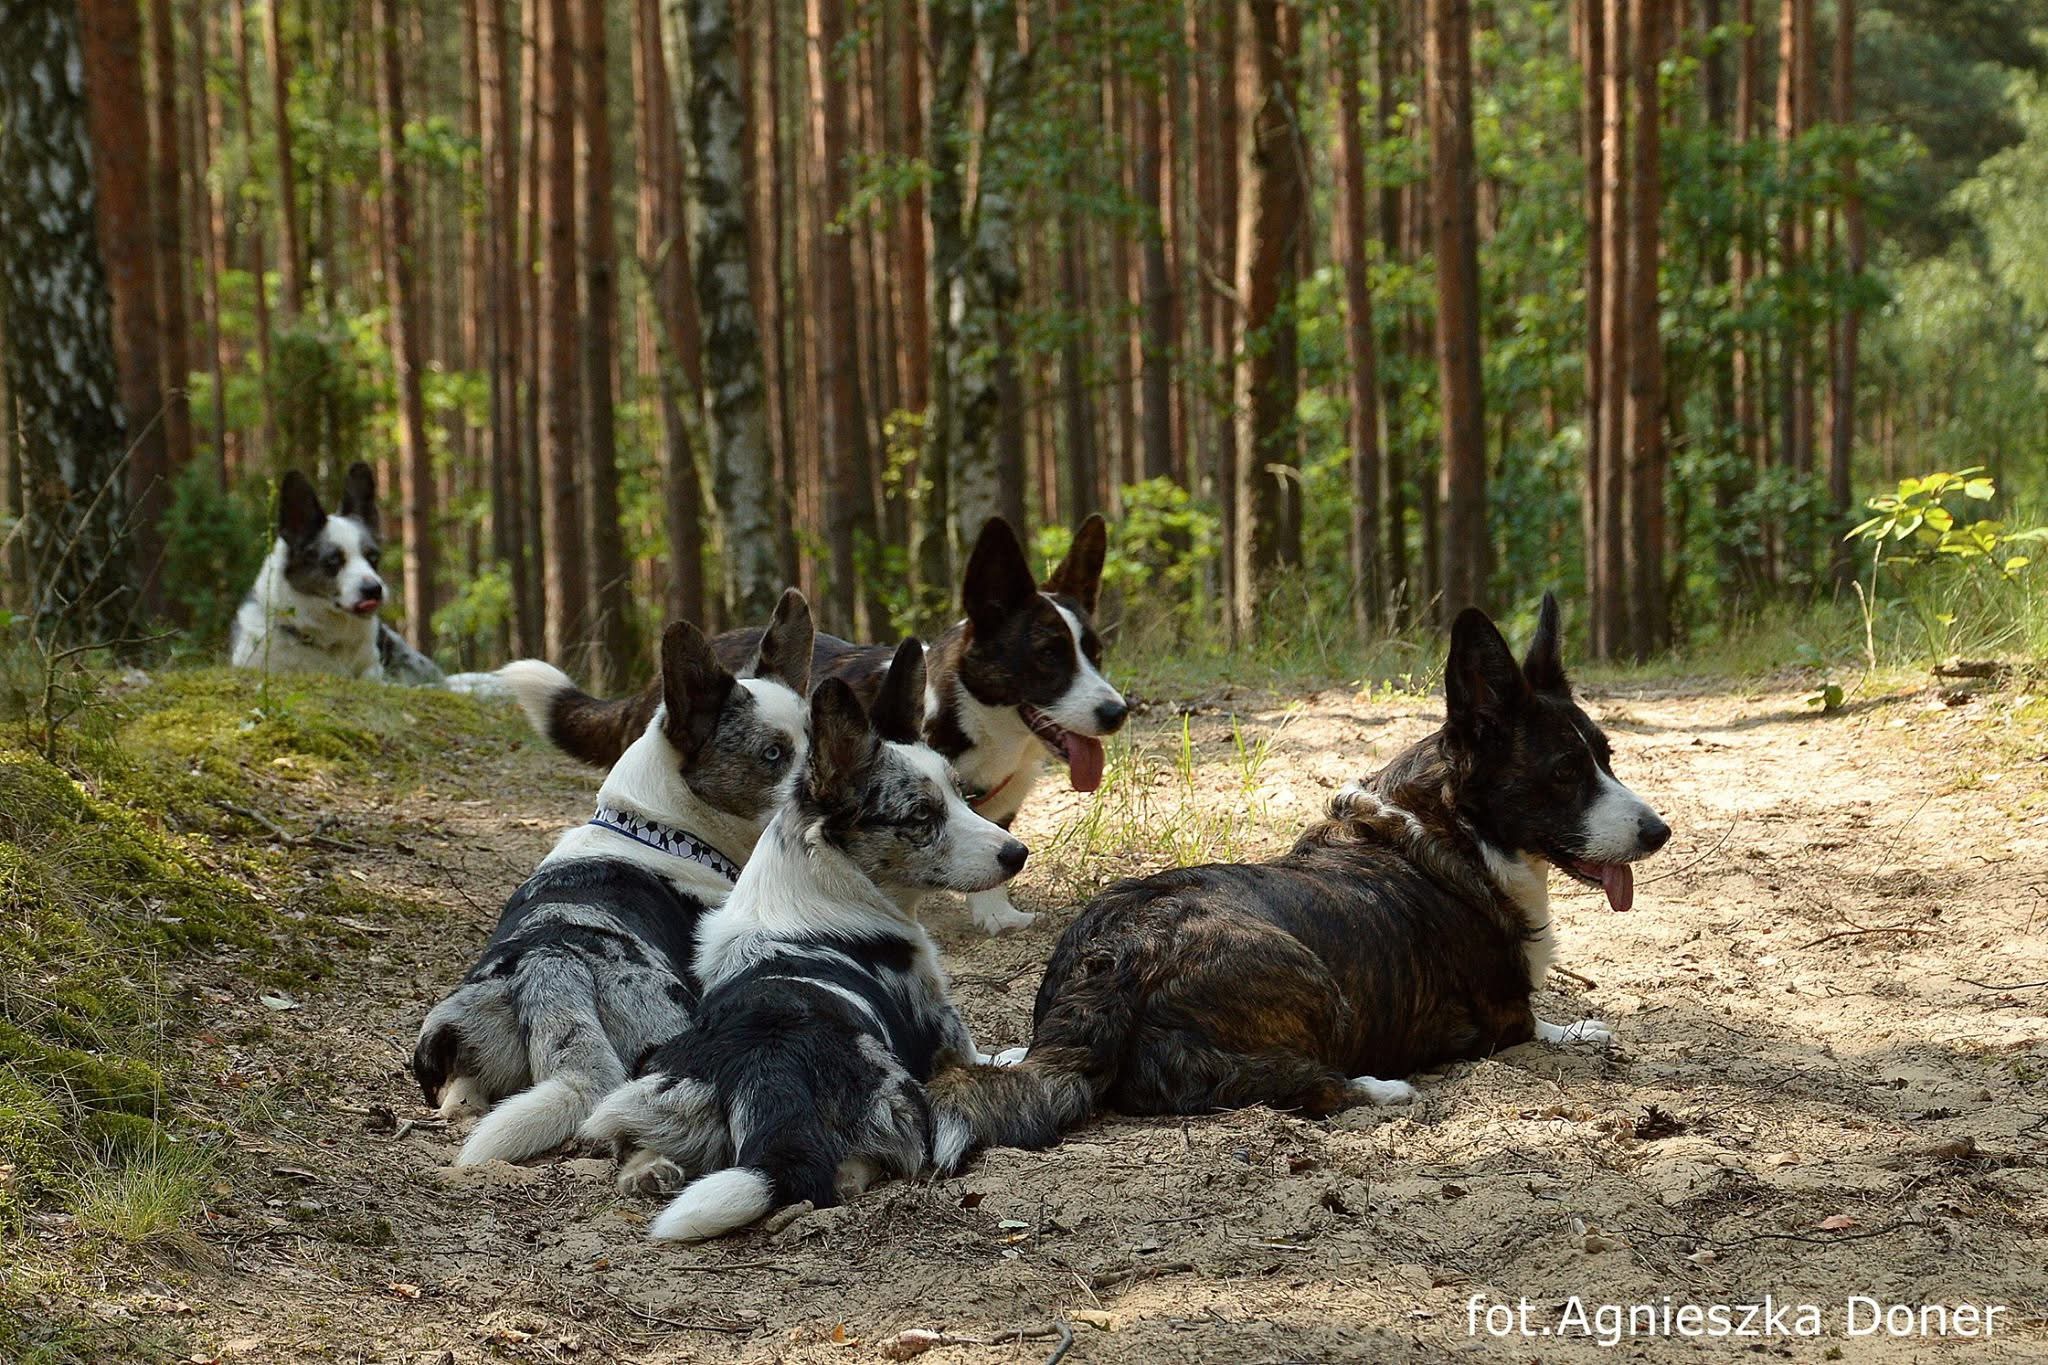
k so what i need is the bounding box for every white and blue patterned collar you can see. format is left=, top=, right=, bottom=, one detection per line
left=587, top=805, right=742, bottom=884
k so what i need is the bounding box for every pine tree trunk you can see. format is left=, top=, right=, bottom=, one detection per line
left=634, top=0, right=707, bottom=629
left=1424, top=0, right=1486, bottom=617
left=1579, top=0, right=1605, bottom=632
left=578, top=0, right=631, bottom=684
left=518, top=0, right=548, bottom=640
left=80, top=0, right=171, bottom=616
left=1334, top=17, right=1382, bottom=636
left=1701, top=0, right=1746, bottom=604
left=1593, top=0, right=1628, bottom=653
left=807, top=0, right=876, bottom=634
left=673, top=0, right=781, bottom=623
left=193, top=0, right=232, bottom=477
left=230, top=0, right=280, bottom=466
left=537, top=0, right=585, bottom=656
left=1135, top=76, right=1175, bottom=484
left=147, top=0, right=194, bottom=481
left=1228, top=0, right=1305, bottom=639
left=1376, top=0, right=1407, bottom=617
left=1826, top=0, right=1859, bottom=587
left=0, top=0, right=133, bottom=637
left=478, top=0, right=531, bottom=650
left=1623, top=0, right=1665, bottom=655
left=374, top=0, right=437, bottom=651
left=898, top=0, right=930, bottom=423
left=265, top=0, right=304, bottom=316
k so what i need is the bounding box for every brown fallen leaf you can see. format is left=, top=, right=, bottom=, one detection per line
left=386, top=1282, right=422, bottom=1301
left=1815, top=1214, right=1859, bottom=1231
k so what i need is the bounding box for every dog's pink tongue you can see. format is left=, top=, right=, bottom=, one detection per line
left=1601, top=863, right=1634, bottom=912
left=1065, top=734, right=1105, bottom=793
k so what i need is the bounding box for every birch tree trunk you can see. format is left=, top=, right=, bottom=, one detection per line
left=0, top=0, right=133, bottom=637
left=946, top=0, right=1027, bottom=552
left=672, top=0, right=780, bottom=623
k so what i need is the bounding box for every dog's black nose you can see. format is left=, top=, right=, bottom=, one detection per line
left=359, top=581, right=384, bottom=603
left=1638, top=812, right=1671, bottom=854
left=1095, top=698, right=1129, bottom=733
left=997, top=840, right=1029, bottom=876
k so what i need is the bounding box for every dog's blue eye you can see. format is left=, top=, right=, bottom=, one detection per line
left=761, top=743, right=783, bottom=765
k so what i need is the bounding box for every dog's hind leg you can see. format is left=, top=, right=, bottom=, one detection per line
left=458, top=959, right=626, bottom=1165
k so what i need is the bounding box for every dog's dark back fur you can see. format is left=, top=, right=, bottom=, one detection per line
left=932, top=595, right=1664, bottom=1147
left=410, top=859, right=705, bottom=1103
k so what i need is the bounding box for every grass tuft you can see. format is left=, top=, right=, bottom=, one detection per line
left=64, top=1142, right=215, bottom=1249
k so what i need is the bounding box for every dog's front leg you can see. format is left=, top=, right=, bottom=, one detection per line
left=965, top=887, right=1035, bottom=934
left=1534, top=1017, right=1614, bottom=1046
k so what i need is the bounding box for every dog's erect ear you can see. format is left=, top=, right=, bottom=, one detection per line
left=807, top=677, right=878, bottom=796
left=962, top=518, right=1039, bottom=635
left=871, top=638, right=927, bottom=746
left=1522, top=592, right=1569, bottom=695
left=1042, top=514, right=1107, bottom=615
left=749, top=588, right=815, bottom=694
left=278, top=471, right=326, bottom=544
left=659, top=621, right=738, bottom=765
left=1445, top=607, right=1529, bottom=741
left=340, top=461, right=379, bottom=535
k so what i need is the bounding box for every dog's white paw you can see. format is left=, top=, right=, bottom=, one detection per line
left=966, top=890, right=1036, bottom=935
left=1346, top=1076, right=1418, bottom=1107
left=1535, top=1017, right=1614, bottom=1047
left=616, top=1146, right=685, bottom=1197
left=434, top=1076, right=490, bottom=1122
left=987, top=1046, right=1029, bottom=1068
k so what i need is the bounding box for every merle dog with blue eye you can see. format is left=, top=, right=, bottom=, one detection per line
left=416, top=594, right=816, bottom=1169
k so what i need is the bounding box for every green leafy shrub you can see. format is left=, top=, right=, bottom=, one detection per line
left=1846, top=469, right=2048, bottom=660
left=157, top=461, right=270, bottom=645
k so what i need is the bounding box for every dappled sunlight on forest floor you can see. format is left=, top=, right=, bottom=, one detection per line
left=13, top=667, right=2048, bottom=1361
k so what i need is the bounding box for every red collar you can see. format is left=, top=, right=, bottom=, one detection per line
left=969, top=770, right=1016, bottom=812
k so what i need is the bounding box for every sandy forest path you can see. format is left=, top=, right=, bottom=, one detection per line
left=137, top=673, right=2048, bottom=1362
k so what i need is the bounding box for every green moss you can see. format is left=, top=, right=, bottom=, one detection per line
left=0, top=666, right=524, bottom=1247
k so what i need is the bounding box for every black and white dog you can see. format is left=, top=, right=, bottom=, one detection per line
left=932, top=595, right=1671, bottom=1149
left=499, top=517, right=1126, bottom=933
left=579, top=640, right=1026, bottom=1241
left=412, top=593, right=814, bottom=1166
left=230, top=463, right=444, bottom=685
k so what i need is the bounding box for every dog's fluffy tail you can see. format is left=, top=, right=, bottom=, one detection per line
left=648, top=1168, right=779, bottom=1242
left=928, top=940, right=1142, bottom=1165
left=456, top=1076, right=598, bottom=1166
left=495, top=659, right=654, bottom=768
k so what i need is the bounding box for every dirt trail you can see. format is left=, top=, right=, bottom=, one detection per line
left=123, top=676, right=2048, bottom=1361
